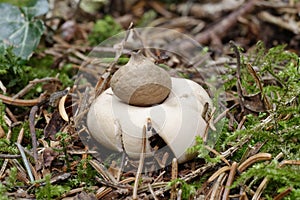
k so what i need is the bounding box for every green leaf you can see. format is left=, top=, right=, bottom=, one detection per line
left=0, top=0, right=37, bottom=7
left=0, top=2, right=45, bottom=59
left=21, top=0, right=48, bottom=19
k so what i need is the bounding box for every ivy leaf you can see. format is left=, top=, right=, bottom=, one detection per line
left=0, top=1, right=47, bottom=59
left=0, top=0, right=38, bottom=7
left=21, top=0, right=48, bottom=20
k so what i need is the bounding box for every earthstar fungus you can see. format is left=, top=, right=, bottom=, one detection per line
left=87, top=52, right=214, bottom=163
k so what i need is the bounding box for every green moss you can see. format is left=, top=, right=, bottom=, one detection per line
left=229, top=43, right=299, bottom=198
left=168, top=179, right=197, bottom=200
left=0, top=183, right=10, bottom=200
left=88, top=15, right=123, bottom=46
left=191, top=41, right=300, bottom=198
left=35, top=174, right=70, bottom=200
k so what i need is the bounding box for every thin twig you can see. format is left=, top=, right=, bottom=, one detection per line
left=252, top=178, right=268, bottom=200
left=60, top=186, right=98, bottom=199
left=249, top=153, right=283, bottom=199
left=95, top=176, right=131, bottom=190
left=237, top=153, right=272, bottom=172
left=153, top=170, right=166, bottom=183
left=214, top=103, right=239, bottom=124
left=177, top=189, right=182, bottom=200
left=237, top=115, right=247, bottom=130
left=222, top=162, right=237, bottom=200
left=205, top=145, right=230, bottom=166
left=89, top=159, right=117, bottom=183
left=0, top=94, right=45, bottom=107
left=5, top=107, right=18, bottom=123
left=133, top=125, right=147, bottom=200
left=137, top=182, right=168, bottom=194
left=273, top=187, right=293, bottom=200
left=13, top=77, right=60, bottom=99
left=208, top=166, right=231, bottom=183
left=195, top=0, right=257, bottom=44
left=258, top=11, right=299, bottom=34
left=0, top=154, right=21, bottom=159
left=0, top=124, right=5, bottom=138
left=15, top=143, right=34, bottom=182
left=0, top=159, right=9, bottom=178
left=96, top=177, right=135, bottom=199
left=210, top=173, right=227, bottom=200
left=230, top=41, right=245, bottom=114
left=16, top=127, right=24, bottom=144
left=170, top=158, right=178, bottom=200
left=29, top=106, right=39, bottom=163
left=182, top=163, right=215, bottom=182
left=148, top=183, right=159, bottom=200
left=279, top=160, right=300, bottom=167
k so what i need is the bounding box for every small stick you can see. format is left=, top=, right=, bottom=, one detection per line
left=95, top=176, right=131, bottom=190
left=0, top=154, right=21, bottom=159
left=96, top=177, right=135, bottom=199
left=0, top=159, right=8, bottom=178
left=60, top=186, right=98, bottom=199
left=16, top=127, right=24, bottom=144
left=237, top=115, right=247, bottom=130
left=182, top=163, right=215, bottom=182
left=0, top=94, right=44, bottom=107
left=208, top=166, right=231, bottom=183
left=252, top=178, right=268, bottom=200
left=13, top=77, right=60, bottom=99
left=29, top=106, right=39, bottom=163
left=132, top=28, right=156, bottom=59
left=15, top=143, right=34, bottom=182
left=273, top=187, right=293, bottom=200
left=258, top=11, right=299, bottom=34
left=0, top=125, right=5, bottom=138
left=89, top=159, right=117, bottom=183
left=246, top=63, right=271, bottom=110
left=153, top=170, right=166, bottom=183
left=279, top=160, right=300, bottom=167
left=203, top=106, right=216, bottom=142
left=73, top=87, right=89, bottom=122
left=177, top=189, right=182, bottom=200
left=136, top=182, right=168, bottom=195
left=148, top=183, right=159, bottom=200
left=230, top=41, right=245, bottom=114
left=237, top=153, right=272, bottom=172
left=170, top=158, right=178, bottom=200
left=0, top=80, right=6, bottom=93
left=214, top=103, right=239, bottom=124
left=210, top=173, right=227, bottom=200
left=195, top=0, right=257, bottom=44
left=222, top=162, right=238, bottom=200
left=205, top=145, right=230, bottom=166
left=132, top=125, right=147, bottom=200
left=5, top=107, right=18, bottom=123
left=251, top=153, right=284, bottom=199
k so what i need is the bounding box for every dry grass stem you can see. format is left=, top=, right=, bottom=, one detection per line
left=132, top=125, right=147, bottom=200
left=237, top=153, right=272, bottom=172
left=222, top=162, right=237, bottom=200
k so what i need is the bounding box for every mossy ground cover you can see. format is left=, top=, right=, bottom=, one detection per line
left=0, top=0, right=299, bottom=199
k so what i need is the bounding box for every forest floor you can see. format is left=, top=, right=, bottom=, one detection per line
left=0, top=0, right=299, bottom=199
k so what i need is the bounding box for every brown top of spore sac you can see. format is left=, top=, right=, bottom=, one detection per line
left=110, top=51, right=172, bottom=106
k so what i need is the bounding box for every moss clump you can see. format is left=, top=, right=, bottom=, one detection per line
left=88, top=15, right=123, bottom=46
left=191, top=41, right=300, bottom=199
